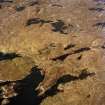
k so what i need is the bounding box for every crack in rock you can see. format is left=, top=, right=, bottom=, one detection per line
left=0, top=52, right=21, bottom=61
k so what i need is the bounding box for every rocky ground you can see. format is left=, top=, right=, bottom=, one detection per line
left=0, top=0, right=105, bottom=105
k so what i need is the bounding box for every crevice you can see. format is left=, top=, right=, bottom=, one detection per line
left=26, top=18, right=52, bottom=26
left=0, top=4, right=2, bottom=8
left=64, top=44, right=75, bottom=50
left=41, top=74, right=78, bottom=97
left=52, top=53, right=69, bottom=61
left=51, top=20, right=66, bottom=33
left=101, top=44, right=105, bottom=49
left=94, top=0, right=105, bottom=3
left=52, top=47, right=90, bottom=61
left=77, top=55, right=82, bottom=60
left=15, top=0, right=39, bottom=12
left=0, top=0, right=13, bottom=3
left=15, top=5, right=25, bottom=12
left=74, top=47, right=90, bottom=53
left=29, top=1, right=39, bottom=6
left=79, top=69, right=95, bottom=80
left=51, top=20, right=74, bottom=34
left=51, top=4, right=63, bottom=7
left=39, top=69, right=95, bottom=97
left=93, top=22, right=105, bottom=28
left=89, top=7, right=104, bottom=12
left=0, top=81, right=12, bottom=86
left=0, top=67, right=95, bottom=105
left=26, top=18, right=74, bottom=34
left=0, top=52, right=21, bottom=61
left=3, top=66, right=44, bottom=105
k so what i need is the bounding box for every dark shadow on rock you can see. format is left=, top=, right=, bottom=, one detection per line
left=79, top=69, right=95, bottom=80
left=42, top=74, right=78, bottom=97
left=94, top=0, right=105, bottom=3
left=0, top=52, right=21, bottom=61
left=7, top=66, right=44, bottom=105
left=51, top=4, right=63, bottom=7
left=102, top=44, right=105, bottom=49
left=52, top=47, right=90, bottom=61
left=0, top=4, right=2, bottom=8
left=74, top=47, right=90, bottom=53
left=93, top=22, right=105, bottom=28
left=29, top=0, right=39, bottom=6
left=77, top=55, right=82, bottom=60
left=6, top=67, right=95, bottom=105
left=40, top=70, right=95, bottom=98
left=15, top=0, right=39, bottom=12
left=26, top=18, right=52, bottom=26
left=0, top=0, right=13, bottom=3
left=89, top=7, right=104, bottom=12
left=15, top=5, right=25, bottom=12
left=52, top=53, right=70, bottom=61
left=51, top=20, right=74, bottom=34
left=64, top=44, right=76, bottom=50
left=51, top=20, right=67, bottom=34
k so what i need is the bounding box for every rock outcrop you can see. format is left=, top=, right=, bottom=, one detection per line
left=0, top=0, right=105, bottom=105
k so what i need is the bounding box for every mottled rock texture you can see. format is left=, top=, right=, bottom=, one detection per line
left=0, top=0, right=105, bottom=105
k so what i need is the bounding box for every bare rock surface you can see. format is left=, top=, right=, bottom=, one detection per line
left=0, top=0, right=105, bottom=105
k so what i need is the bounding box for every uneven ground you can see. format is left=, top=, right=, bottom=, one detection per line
left=0, top=0, right=105, bottom=105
